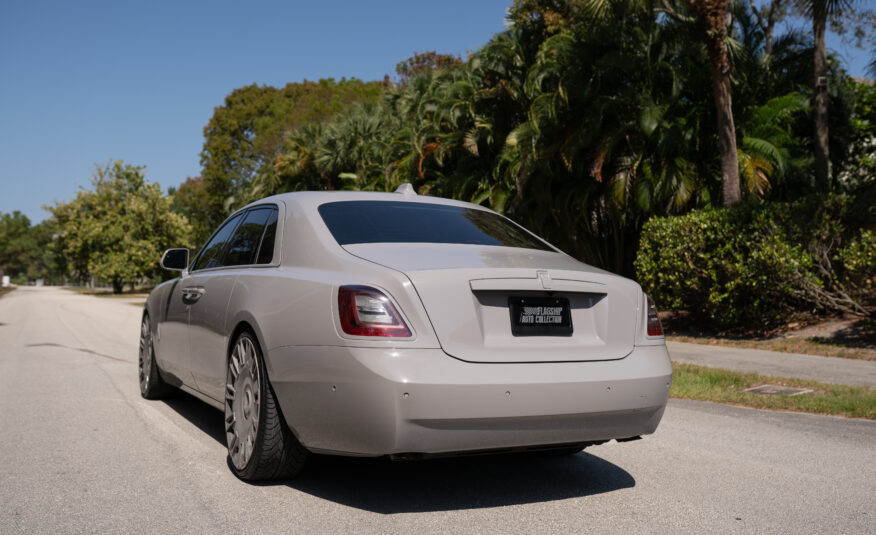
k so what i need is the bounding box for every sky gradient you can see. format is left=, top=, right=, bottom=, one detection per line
left=0, top=0, right=872, bottom=224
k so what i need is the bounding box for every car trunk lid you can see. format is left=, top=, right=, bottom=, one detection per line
left=343, top=243, right=640, bottom=363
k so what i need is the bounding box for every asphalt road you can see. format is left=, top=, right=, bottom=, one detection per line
left=1, top=286, right=874, bottom=534
left=668, top=340, right=876, bottom=388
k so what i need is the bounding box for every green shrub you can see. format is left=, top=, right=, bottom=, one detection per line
left=839, top=229, right=876, bottom=288
left=635, top=198, right=868, bottom=331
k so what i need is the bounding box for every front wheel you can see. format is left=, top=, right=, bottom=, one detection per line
left=225, top=331, right=308, bottom=481
left=139, top=314, right=173, bottom=399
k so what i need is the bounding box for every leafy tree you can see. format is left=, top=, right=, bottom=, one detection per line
left=395, top=51, right=462, bottom=86
left=169, top=176, right=213, bottom=247
left=49, top=161, right=192, bottom=293
left=0, top=213, right=61, bottom=284
left=838, top=80, right=876, bottom=199
left=200, top=79, right=384, bottom=229
left=23, top=220, right=62, bottom=283
left=748, top=0, right=792, bottom=60
left=0, top=211, right=33, bottom=279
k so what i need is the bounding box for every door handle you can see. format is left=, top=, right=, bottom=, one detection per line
left=181, top=286, right=206, bottom=304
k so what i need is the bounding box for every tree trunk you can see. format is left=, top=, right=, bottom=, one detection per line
left=112, top=279, right=123, bottom=294
left=714, top=68, right=741, bottom=205
left=813, top=10, right=830, bottom=193
left=764, top=25, right=774, bottom=59
left=749, top=0, right=780, bottom=61
left=690, top=0, right=741, bottom=205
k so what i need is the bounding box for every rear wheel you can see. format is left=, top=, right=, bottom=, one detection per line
left=224, top=331, right=308, bottom=481
left=139, top=314, right=173, bottom=399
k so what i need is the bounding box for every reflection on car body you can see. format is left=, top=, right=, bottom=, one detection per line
left=139, top=185, right=672, bottom=481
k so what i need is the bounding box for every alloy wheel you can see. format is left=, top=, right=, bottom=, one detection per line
left=225, top=336, right=261, bottom=470
left=138, top=316, right=152, bottom=393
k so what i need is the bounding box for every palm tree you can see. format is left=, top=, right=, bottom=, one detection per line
left=688, top=0, right=742, bottom=205
left=797, top=0, right=854, bottom=193
left=499, top=2, right=711, bottom=274
left=737, top=92, right=808, bottom=195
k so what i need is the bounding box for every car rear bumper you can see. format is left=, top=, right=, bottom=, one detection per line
left=267, top=344, right=672, bottom=456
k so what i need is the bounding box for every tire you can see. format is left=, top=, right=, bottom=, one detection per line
left=139, top=313, right=174, bottom=399
left=224, top=331, right=308, bottom=481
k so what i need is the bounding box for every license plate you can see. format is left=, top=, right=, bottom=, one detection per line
left=508, top=296, right=573, bottom=336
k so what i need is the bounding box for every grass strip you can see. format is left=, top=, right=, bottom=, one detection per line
left=668, top=335, right=876, bottom=362
left=671, top=362, right=876, bottom=420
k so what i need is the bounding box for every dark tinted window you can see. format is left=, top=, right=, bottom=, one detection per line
left=318, top=201, right=551, bottom=251
left=255, top=209, right=279, bottom=264
left=191, top=213, right=243, bottom=271
left=225, top=207, right=274, bottom=266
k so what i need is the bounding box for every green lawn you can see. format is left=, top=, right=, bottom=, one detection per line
left=671, top=363, right=876, bottom=420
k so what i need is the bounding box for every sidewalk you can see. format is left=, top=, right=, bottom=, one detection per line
left=667, top=341, right=876, bottom=389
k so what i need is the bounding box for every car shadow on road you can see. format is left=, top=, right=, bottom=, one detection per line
left=161, top=392, right=636, bottom=513
left=161, top=391, right=226, bottom=445
left=288, top=452, right=635, bottom=513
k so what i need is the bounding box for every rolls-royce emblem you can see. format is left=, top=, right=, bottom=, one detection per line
left=537, top=270, right=552, bottom=290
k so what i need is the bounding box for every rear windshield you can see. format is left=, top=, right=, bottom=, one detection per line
left=318, top=200, right=552, bottom=251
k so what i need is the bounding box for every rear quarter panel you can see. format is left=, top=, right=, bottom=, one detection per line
left=226, top=198, right=442, bottom=383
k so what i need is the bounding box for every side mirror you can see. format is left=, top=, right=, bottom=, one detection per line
left=160, top=248, right=189, bottom=271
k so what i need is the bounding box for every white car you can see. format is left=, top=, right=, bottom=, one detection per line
left=140, top=185, right=671, bottom=481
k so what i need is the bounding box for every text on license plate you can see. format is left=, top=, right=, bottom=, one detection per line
left=508, top=296, right=573, bottom=336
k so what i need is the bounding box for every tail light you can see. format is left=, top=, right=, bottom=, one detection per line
left=646, top=295, right=663, bottom=337
left=338, top=286, right=412, bottom=337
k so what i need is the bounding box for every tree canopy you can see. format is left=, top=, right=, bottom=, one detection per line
left=49, top=161, right=192, bottom=293
left=184, top=1, right=871, bottom=275
left=199, top=78, right=385, bottom=231
left=169, top=176, right=213, bottom=248
left=0, top=212, right=58, bottom=284
left=174, top=1, right=874, bottom=276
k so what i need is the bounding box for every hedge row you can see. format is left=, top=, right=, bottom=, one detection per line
left=635, top=196, right=874, bottom=331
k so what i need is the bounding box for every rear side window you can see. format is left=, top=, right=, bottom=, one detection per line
left=225, top=207, right=274, bottom=266
left=255, top=209, right=279, bottom=264
left=191, top=212, right=244, bottom=271
left=318, top=201, right=552, bottom=251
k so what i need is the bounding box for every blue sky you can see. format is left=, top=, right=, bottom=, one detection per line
left=0, top=0, right=872, bottom=224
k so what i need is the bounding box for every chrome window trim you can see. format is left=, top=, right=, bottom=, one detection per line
left=189, top=202, right=283, bottom=273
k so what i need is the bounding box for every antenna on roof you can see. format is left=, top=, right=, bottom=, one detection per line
left=395, top=183, right=417, bottom=196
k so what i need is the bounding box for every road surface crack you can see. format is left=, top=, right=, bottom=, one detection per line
left=26, top=342, right=129, bottom=363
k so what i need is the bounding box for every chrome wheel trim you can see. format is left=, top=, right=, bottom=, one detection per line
left=138, top=316, right=152, bottom=392
left=225, top=336, right=261, bottom=471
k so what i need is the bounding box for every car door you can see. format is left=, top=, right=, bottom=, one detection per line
left=155, top=277, right=194, bottom=387
left=181, top=212, right=244, bottom=398
left=187, top=206, right=275, bottom=402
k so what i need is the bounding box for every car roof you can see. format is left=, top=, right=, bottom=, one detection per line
left=239, top=187, right=489, bottom=213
